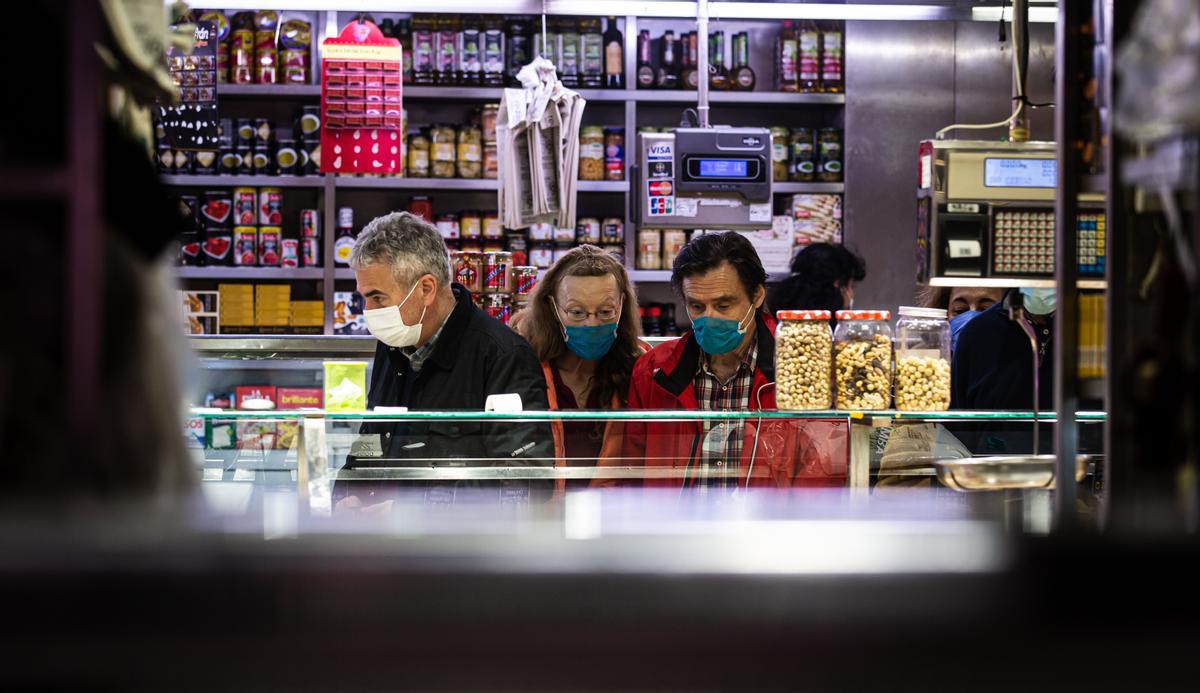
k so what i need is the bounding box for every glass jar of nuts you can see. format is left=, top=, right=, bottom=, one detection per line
left=775, top=310, right=833, bottom=411
left=893, top=306, right=951, bottom=411
left=833, top=310, right=893, bottom=410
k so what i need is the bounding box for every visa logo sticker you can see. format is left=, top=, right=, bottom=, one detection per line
left=647, top=143, right=673, bottom=160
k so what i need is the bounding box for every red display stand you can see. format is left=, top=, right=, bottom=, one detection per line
left=320, top=20, right=403, bottom=174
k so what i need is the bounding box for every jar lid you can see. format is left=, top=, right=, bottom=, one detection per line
left=835, top=310, right=891, bottom=321
left=581, top=126, right=605, bottom=136
left=898, top=306, right=948, bottom=319
left=777, top=310, right=831, bottom=321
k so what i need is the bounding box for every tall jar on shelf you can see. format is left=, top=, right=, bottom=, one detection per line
left=775, top=310, right=833, bottom=411
left=833, top=310, right=893, bottom=410
left=893, top=307, right=951, bottom=411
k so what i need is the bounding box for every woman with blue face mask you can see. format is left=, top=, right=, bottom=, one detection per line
left=516, top=246, right=647, bottom=489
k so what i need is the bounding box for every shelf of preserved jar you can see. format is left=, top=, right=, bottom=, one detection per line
left=161, top=175, right=325, bottom=188
left=176, top=267, right=325, bottom=280
left=333, top=176, right=628, bottom=192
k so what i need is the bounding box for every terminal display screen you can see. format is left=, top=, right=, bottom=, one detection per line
left=984, top=157, right=1057, bottom=188
left=697, top=159, right=751, bottom=178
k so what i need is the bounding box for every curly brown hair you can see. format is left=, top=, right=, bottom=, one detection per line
left=522, top=245, right=642, bottom=407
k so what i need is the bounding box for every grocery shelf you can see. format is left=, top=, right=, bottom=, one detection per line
left=335, top=176, right=499, bottom=190
left=176, top=267, right=324, bottom=280
left=190, top=335, right=376, bottom=355
left=774, top=182, right=844, bottom=194
left=928, top=277, right=1108, bottom=290
left=578, top=180, right=630, bottom=192
left=217, top=84, right=321, bottom=97
left=633, top=90, right=845, bottom=105
left=627, top=270, right=674, bottom=282
left=161, top=175, right=325, bottom=188
left=335, top=269, right=355, bottom=281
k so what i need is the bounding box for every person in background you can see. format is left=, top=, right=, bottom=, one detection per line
left=768, top=242, right=866, bottom=316
left=515, top=246, right=648, bottom=492
left=953, top=287, right=1056, bottom=412
left=620, top=232, right=847, bottom=490
left=919, top=285, right=1005, bottom=356
left=337, top=212, right=553, bottom=510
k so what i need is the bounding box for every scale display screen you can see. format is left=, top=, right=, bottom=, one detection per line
left=697, top=159, right=751, bottom=178
left=984, top=157, right=1057, bottom=188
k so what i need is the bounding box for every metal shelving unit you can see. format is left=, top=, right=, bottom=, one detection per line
left=176, top=267, right=325, bottom=280
left=172, top=7, right=851, bottom=336
left=161, top=175, right=325, bottom=188
left=928, top=277, right=1108, bottom=290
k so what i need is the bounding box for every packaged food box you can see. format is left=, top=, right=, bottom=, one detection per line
left=324, top=362, right=368, bottom=412
left=236, top=420, right=276, bottom=450
left=183, top=416, right=205, bottom=449
left=235, top=385, right=277, bottom=409
left=181, top=290, right=219, bottom=314
left=207, top=420, right=237, bottom=449
left=334, top=291, right=367, bottom=335
left=789, top=194, right=842, bottom=221
left=274, top=420, right=299, bottom=450
left=279, top=387, right=323, bottom=409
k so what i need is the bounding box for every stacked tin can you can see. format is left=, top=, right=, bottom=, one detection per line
left=451, top=249, right=537, bottom=326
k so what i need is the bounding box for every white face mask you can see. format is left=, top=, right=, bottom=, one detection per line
left=363, top=280, right=426, bottom=348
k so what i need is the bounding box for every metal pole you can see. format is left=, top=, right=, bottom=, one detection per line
left=697, top=0, right=710, bottom=127
left=1053, top=0, right=1084, bottom=531
left=1009, top=0, right=1031, bottom=142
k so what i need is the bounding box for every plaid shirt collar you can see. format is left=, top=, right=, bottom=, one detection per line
left=399, top=311, right=451, bottom=372
left=697, top=333, right=759, bottom=387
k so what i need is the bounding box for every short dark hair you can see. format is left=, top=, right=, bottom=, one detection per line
left=670, top=232, right=768, bottom=300
left=768, top=243, right=866, bottom=314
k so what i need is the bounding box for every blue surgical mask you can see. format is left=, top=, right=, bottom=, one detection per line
left=554, top=298, right=620, bottom=361
left=1018, top=288, right=1057, bottom=315
left=691, top=304, right=755, bottom=356
left=949, top=309, right=982, bottom=355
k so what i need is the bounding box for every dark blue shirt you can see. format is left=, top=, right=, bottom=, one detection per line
left=951, top=291, right=1054, bottom=411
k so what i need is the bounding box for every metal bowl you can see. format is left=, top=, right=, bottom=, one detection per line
left=933, top=455, right=1089, bottom=492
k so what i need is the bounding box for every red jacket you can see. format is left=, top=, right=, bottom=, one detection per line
left=609, top=312, right=848, bottom=489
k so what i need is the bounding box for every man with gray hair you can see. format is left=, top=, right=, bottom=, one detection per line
left=337, top=212, right=551, bottom=505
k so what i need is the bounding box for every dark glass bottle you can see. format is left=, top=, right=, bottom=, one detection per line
left=681, top=32, right=699, bottom=90
left=820, top=21, right=844, bottom=93
left=732, top=32, right=756, bottom=91
left=459, top=15, right=483, bottom=86
left=433, top=14, right=459, bottom=85
left=636, top=30, right=654, bottom=89
left=656, top=30, right=678, bottom=90
left=580, top=17, right=604, bottom=88
left=482, top=17, right=506, bottom=87
left=506, top=17, right=531, bottom=86
left=603, top=16, right=624, bottom=89
left=412, top=15, right=436, bottom=86
left=396, top=18, right=413, bottom=85
left=709, top=31, right=729, bottom=91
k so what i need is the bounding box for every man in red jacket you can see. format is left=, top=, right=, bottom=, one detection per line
left=621, top=232, right=848, bottom=490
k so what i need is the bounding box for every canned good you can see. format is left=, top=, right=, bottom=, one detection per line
left=298, top=106, right=321, bottom=138
left=483, top=142, right=499, bottom=179
left=236, top=146, right=252, bottom=175
left=199, top=190, right=233, bottom=228
left=513, top=266, right=538, bottom=298
left=173, top=149, right=192, bottom=174
left=483, top=214, right=503, bottom=240
left=576, top=217, right=601, bottom=244
left=194, top=150, right=218, bottom=175
left=258, top=188, right=283, bottom=225
left=258, top=226, right=282, bottom=266
left=300, top=209, right=320, bottom=238
left=507, top=235, right=528, bottom=266
left=234, top=227, right=258, bottom=266
left=482, top=251, right=513, bottom=293
left=233, top=188, right=257, bottom=225
left=304, top=140, right=320, bottom=174
left=281, top=238, right=300, bottom=268
left=254, top=118, right=273, bottom=147
left=637, top=229, right=662, bottom=270
left=473, top=294, right=486, bottom=310
left=179, top=232, right=202, bottom=266
left=219, top=148, right=238, bottom=175
left=481, top=104, right=499, bottom=142
left=602, top=217, right=624, bottom=244
left=554, top=226, right=576, bottom=244
left=662, top=229, right=687, bottom=268
left=252, top=148, right=272, bottom=175
left=337, top=207, right=354, bottom=230
left=435, top=214, right=460, bottom=240
left=530, top=243, right=554, bottom=269
left=461, top=211, right=482, bottom=241
left=482, top=294, right=511, bottom=324
left=602, top=244, right=625, bottom=264
left=301, top=237, right=321, bottom=267
left=453, top=251, right=483, bottom=293
left=202, top=229, right=232, bottom=266
left=275, top=139, right=298, bottom=175
left=235, top=118, right=255, bottom=148
left=408, top=196, right=433, bottom=223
